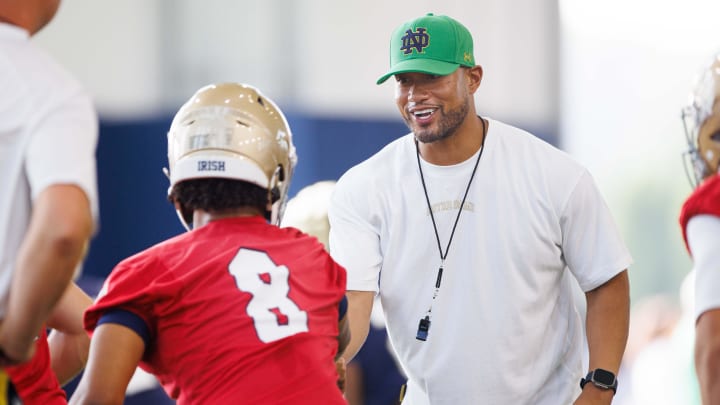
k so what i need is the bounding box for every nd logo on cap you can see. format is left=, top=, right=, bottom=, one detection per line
left=401, top=27, right=430, bottom=55
left=377, top=13, right=476, bottom=84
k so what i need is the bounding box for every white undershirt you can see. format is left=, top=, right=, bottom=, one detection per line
left=687, top=214, right=720, bottom=320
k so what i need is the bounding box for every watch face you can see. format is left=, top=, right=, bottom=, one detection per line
left=593, top=369, right=616, bottom=385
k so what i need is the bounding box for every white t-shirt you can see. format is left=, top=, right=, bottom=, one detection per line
left=687, top=214, right=720, bottom=320
left=0, top=23, right=99, bottom=317
left=329, top=118, right=632, bottom=404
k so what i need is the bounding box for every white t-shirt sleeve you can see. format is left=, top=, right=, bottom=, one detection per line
left=688, top=214, right=720, bottom=320
left=24, top=90, right=99, bottom=220
left=328, top=172, right=382, bottom=293
left=560, top=170, right=633, bottom=291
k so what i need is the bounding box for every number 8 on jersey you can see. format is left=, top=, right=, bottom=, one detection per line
left=229, top=248, right=309, bottom=343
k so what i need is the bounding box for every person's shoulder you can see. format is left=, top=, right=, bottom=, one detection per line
left=279, top=222, right=319, bottom=242
left=490, top=119, right=558, bottom=150
left=698, top=173, right=720, bottom=195
left=264, top=226, right=344, bottom=277
left=681, top=174, right=720, bottom=225
left=1, top=30, right=87, bottom=106
left=684, top=174, right=720, bottom=207
left=113, top=232, right=191, bottom=276
left=273, top=224, right=332, bottom=255
left=489, top=118, right=581, bottom=165
left=113, top=245, right=164, bottom=277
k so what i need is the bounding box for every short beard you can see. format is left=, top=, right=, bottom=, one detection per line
left=408, top=97, right=470, bottom=144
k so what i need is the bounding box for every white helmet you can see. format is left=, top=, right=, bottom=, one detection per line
left=281, top=180, right=337, bottom=250
left=165, top=83, right=297, bottom=227
left=682, top=53, right=720, bottom=187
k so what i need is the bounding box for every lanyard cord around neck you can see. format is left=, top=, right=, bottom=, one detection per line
left=414, top=116, right=487, bottom=341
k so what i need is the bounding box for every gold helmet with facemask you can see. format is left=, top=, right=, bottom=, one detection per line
left=165, top=83, right=296, bottom=228
left=682, top=54, right=720, bottom=187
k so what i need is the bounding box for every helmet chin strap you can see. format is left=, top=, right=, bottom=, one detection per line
left=175, top=208, right=192, bottom=232
left=268, top=167, right=286, bottom=225
left=267, top=186, right=282, bottom=224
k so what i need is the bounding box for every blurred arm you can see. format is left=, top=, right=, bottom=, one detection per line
left=69, top=323, right=145, bottom=405
left=341, top=291, right=374, bottom=363
left=46, top=282, right=93, bottom=385
left=337, top=296, right=351, bottom=359
left=696, top=310, right=720, bottom=404
left=0, top=185, right=93, bottom=364
left=336, top=313, right=350, bottom=393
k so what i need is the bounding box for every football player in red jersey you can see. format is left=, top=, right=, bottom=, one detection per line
left=679, top=52, right=720, bottom=405
left=70, top=83, right=349, bottom=405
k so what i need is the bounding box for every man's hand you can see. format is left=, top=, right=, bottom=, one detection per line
left=335, top=357, right=347, bottom=393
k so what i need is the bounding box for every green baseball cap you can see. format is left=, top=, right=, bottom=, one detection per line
left=377, top=13, right=475, bottom=85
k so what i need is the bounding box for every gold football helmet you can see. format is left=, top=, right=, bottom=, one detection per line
left=165, top=82, right=297, bottom=227
left=682, top=53, right=720, bottom=187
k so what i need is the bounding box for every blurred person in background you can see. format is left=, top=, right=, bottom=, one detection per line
left=283, top=181, right=406, bottom=405
left=0, top=0, right=98, bottom=401
left=615, top=293, right=682, bottom=404
left=329, top=12, right=632, bottom=404
left=283, top=181, right=337, bottom=249
left=70, top=83, right=348, bottom=405
left=679, top=51, right=720, bottom=405
left=619, top=276, right=700, bottom=404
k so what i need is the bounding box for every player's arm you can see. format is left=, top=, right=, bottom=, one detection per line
left=69, top=319, right=146, bottom=405
left=46, top=282, right=93, bottom=385
left=696, top=310, right=720, bottom=403
left=575, top=270, right=629, bottom=404
left=0, top=185, right=93, bottom=365
left=340, top=290, right=374, bottom=363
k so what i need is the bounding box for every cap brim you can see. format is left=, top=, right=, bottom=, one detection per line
left=376, top=59, right=461, bottom=84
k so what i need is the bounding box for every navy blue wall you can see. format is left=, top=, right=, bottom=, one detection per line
left=83, top=113, right=555, bottom=282
left=82, top=113, right=409, bottom=280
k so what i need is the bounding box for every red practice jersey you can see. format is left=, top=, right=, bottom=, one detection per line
left=85, top=216, right=347, bottom=404
left=6, top=328, right=67, bottom=404
left=679, top=174, right=720, bottom=253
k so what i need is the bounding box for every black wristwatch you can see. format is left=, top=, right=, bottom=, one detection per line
left=579, top=369, right=618, bottom=394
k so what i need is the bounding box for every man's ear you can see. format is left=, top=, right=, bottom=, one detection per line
left=467, top=65, right=483, bottom=93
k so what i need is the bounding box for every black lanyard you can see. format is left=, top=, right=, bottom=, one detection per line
left=414, top=117, right=487, bottom=341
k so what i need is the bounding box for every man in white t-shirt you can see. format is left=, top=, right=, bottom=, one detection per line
left=329, top=13, right=632, bottom=404
left=0, top=0, right=98, bottom=387
left=678, top=51, right=720, bottom=405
